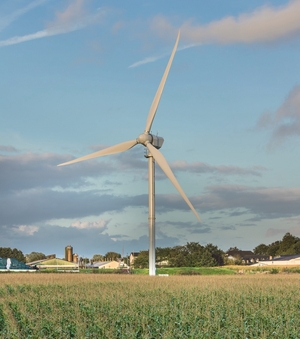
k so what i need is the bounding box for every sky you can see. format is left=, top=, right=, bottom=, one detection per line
left=1, top=0, right=300, bottom=259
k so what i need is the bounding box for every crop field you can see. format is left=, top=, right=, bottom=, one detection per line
left=0, top=273, right=300, bottom=338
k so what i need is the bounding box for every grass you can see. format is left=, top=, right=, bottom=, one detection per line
left=133, top=267, right=236, bottom=275
left=0, top=273, right=300, bottom=338
left=225, top=265, right=300, bottom=274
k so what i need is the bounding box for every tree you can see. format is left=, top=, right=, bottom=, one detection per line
left=168, top=246, right=189, bottom=267
left=92, top=254, right=104, bottom=262
left=205, top=243, right=225, bottom=266
left=79, top=257, right=89, bottom=267
left=168, top=242, right=218, bottom=267
left=133, top=251, right=149, bottom=268
left=0, top=247, right=25, bottom=263
left=227, top=247, right=240, bottom=253
left=278, top=233, right=299, bottom=255
left=156, top=247, right=171, bottom=265
left=267, top=241, right=280, bottom=257
left=26, top=252, right=46, bottom=263
left=293, top=240, right=300, bottom=254
left=104, top=252, right=121, bottom=261
left=253, top=244, right=269, bottom=255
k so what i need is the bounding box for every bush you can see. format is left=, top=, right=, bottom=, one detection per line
left=178, top=270, right=201, bottom=275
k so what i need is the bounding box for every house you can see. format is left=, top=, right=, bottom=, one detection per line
left=252, top=254, right=300, bottom=266
left=129, top=252, right=140, bottom=265
left=86, top=261, right=120, bottom=269
left=226, top=250, right=269, bottom=265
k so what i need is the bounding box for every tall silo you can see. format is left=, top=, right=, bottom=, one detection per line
left=65, top=245, right=73, bottom=262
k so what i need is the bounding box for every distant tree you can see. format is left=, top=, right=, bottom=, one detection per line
left=77, top=257, right=89, bottom=266
left=26, top=252, right=46, bottom=263
left=278, top=233, right=299, bottom=255
left=205, top=243, right=225, bottom=266
left=266, top=241, right=280, bottom=257
left=104, top=252, right=121, bottom=261
left=92, top=254, right=104, bottom=262
left=227, top=247, right=240, bottom=253
left=293, top=240, right=300, bottom=254
left=253, top=244, right=269, bottom=255
left=156, top=247, right=171, bottom=265
left=169, top=242, right=218, bottom=267
left=133, top=251, right=149, bottom=268
left=169, top=246, right=189, bottom=267
left=252, top=233, right=300, bottom=258
left=0, top=247, right=25, bottom=263
left=0, top=247, right=10, bottom=259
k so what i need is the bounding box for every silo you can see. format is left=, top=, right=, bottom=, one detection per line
left=65, top=245, right=73, bottom=262
left=73, top=253, right=78, bottom=263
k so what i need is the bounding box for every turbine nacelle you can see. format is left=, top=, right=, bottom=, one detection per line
left=137, top=133, right=164, bottom=149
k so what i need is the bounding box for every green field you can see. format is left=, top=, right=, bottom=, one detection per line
left=132, top=267, right=236, bottom=275
left=0, top=273, right=300, bottom=338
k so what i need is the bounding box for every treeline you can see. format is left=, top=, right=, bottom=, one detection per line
left=92, top=252, right=121, bottom=262
left=134, top=242, right=224, bottom=268
left=254, top=232, right=300, bottom=257
left=2, top=232, right=300, bottom=267
left=0, top=247, right=25, bottom=263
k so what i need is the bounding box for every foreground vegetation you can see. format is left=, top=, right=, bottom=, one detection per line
left=132, top=267, right=235, bottom=275
left=0, top=274, right=300, bottom=338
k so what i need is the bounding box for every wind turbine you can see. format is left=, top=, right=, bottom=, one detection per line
left=58, top=31, right=201, bottom=276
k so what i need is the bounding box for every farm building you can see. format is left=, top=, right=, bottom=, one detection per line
left=86, top=261, right=120, bottom=269
left=28, top=258, right=79, bottom=270
left=226, top=250, right=269, bottom=264
left=253, top=254, right=300, bottom=266
left=130, top=252, right=140, bottom=265
left=0, top=257, right=34, bottom=271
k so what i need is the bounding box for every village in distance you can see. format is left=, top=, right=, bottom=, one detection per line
left=1, top=232, right=300, bottom=274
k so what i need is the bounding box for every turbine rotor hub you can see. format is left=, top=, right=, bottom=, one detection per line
left=137, top=133, right=152, bottom=145
left=137, top=133, right=164, bottom=149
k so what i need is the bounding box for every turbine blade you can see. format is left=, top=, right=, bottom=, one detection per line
left=58, top=139, right=137, bottom=166
left=144, top=31, right=180, bottom=134
left=146, top=143, right=201, bottom=222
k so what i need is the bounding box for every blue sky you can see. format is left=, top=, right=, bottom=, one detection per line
left=1, top=0, right=300, bottom=258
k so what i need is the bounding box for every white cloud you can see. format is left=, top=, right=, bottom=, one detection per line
left=71, top=219, right=110, bottom=230
left=129, top=54, right=167, bottom=69
left=128, top=43, right=201, bottom=68
left=0, top=30, right=49, bottom=47
left=0, top=0, right=47, bottom=32
left=17, top=225, right=39, bottom=236
left=0, top=0, right=106, bottom=47
left=152, top=0, right=300, bottom=45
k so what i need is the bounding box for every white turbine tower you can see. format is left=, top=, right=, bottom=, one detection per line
left=58, top=31, right=201, bottom=276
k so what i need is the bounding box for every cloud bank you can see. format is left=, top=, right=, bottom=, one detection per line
left=194, top=185, right=300, bottom=219
left=171, top=160, right=265, bottom=177
left=130, top=1, right=300, bottom=68
left=256, top=85, right=300, bottom=146
left=1, top=148, right=300, bottom=255
left=152, top=0, right=300, bottom=45
left=0, top=149, right=279, bottom=229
